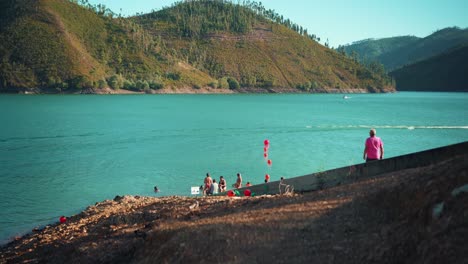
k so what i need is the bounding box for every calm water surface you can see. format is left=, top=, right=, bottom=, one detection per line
left=0, top=92, right=467, bottom=243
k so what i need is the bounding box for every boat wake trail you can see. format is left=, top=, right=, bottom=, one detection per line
left=308, top=125, right=468, bottom=130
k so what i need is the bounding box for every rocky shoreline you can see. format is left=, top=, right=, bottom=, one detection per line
left=1, top=154, right=467, bottom=263
left=8, top=85, right=394, bottom=95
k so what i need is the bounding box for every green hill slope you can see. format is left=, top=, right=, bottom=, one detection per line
left=343, top=27, right=468, bottom=72
left=389, top=45, right=468, bottom=92
left=133, top=0, right=394, bottom=92
left=0, top=0, right=177, bottom=93
left=380, top=27, right=468, bottom=71
left=0, top=0, right=394, bottom=93
left=342, top=36, right=419, bottom=66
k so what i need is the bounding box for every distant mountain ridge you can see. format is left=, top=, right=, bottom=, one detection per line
left=342, top=27, right=468, bottom=72
left=0, top=0, right=394, bottom=94
left=343, top=36, right=420, bottom=66
left=389, top=45, right=468, bottom=92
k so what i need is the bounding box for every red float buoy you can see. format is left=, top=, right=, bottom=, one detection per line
left=267, top=159, right=272, bottom=166
left=265, top=174, right=270, bottom=180
left=227, top=190, right=235, bottom=197
left=244, top=189, right=252, bottom=197
left=59, top=216, right=66, bottom=223
left=264, top=139, right=269, bottom=146
left=263, top=153, right=268, bottom=158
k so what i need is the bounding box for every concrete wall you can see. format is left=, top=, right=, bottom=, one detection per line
left=233, top=141, right=468, bottom=196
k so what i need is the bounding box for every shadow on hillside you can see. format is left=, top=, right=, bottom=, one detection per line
left=132, top=154, right=468, bottom=264
left=3, top=155, right=467, bottom=264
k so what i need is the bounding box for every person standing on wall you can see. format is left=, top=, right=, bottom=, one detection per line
left=363, top=128, right=384, bottom=162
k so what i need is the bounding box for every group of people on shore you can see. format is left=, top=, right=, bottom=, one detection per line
left=202, top=172, right=246, bottom=195
left=197, top=129, right=383, bottom=196
left=201, top=173, right=225, bottom=195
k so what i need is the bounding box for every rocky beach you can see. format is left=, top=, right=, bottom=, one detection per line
left=1, top=151, right=467, bottom=263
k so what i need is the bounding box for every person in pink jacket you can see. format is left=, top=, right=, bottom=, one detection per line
left=363, top=129, right=384, bottom=162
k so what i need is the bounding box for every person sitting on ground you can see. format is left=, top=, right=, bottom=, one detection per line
left=211, top=179, right=219, bottom=194
left=246, top=182, right=252, bottom=187
left=279, top=177, right=294, bottom=194
left=219, top=176, right=226, bottom=192
left=279, top=177, right=287, bottom=194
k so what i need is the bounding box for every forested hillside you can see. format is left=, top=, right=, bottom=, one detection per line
left=342, top=27, right=468, bottom=72
left=389, top=45, right=468, bottom=92
left=0, top=0, right=394, bottom=93
left=340, top=36, right=419, bottom=67
left=0, top=0, right=174, bottom=92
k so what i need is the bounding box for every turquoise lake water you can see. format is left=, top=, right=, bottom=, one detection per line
left=0, top=92, right=467, bottom=243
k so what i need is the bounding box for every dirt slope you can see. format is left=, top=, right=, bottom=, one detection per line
left=1, top=154, right=467, bottom=263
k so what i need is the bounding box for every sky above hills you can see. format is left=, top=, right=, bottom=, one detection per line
left=87, top=0, right=468, bottom=47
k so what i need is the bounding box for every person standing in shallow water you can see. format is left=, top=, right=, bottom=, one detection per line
left=363, top=128, right=384, bottom=162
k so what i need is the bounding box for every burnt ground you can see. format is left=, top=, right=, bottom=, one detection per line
left=1, top=154, right=467, bottom=264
